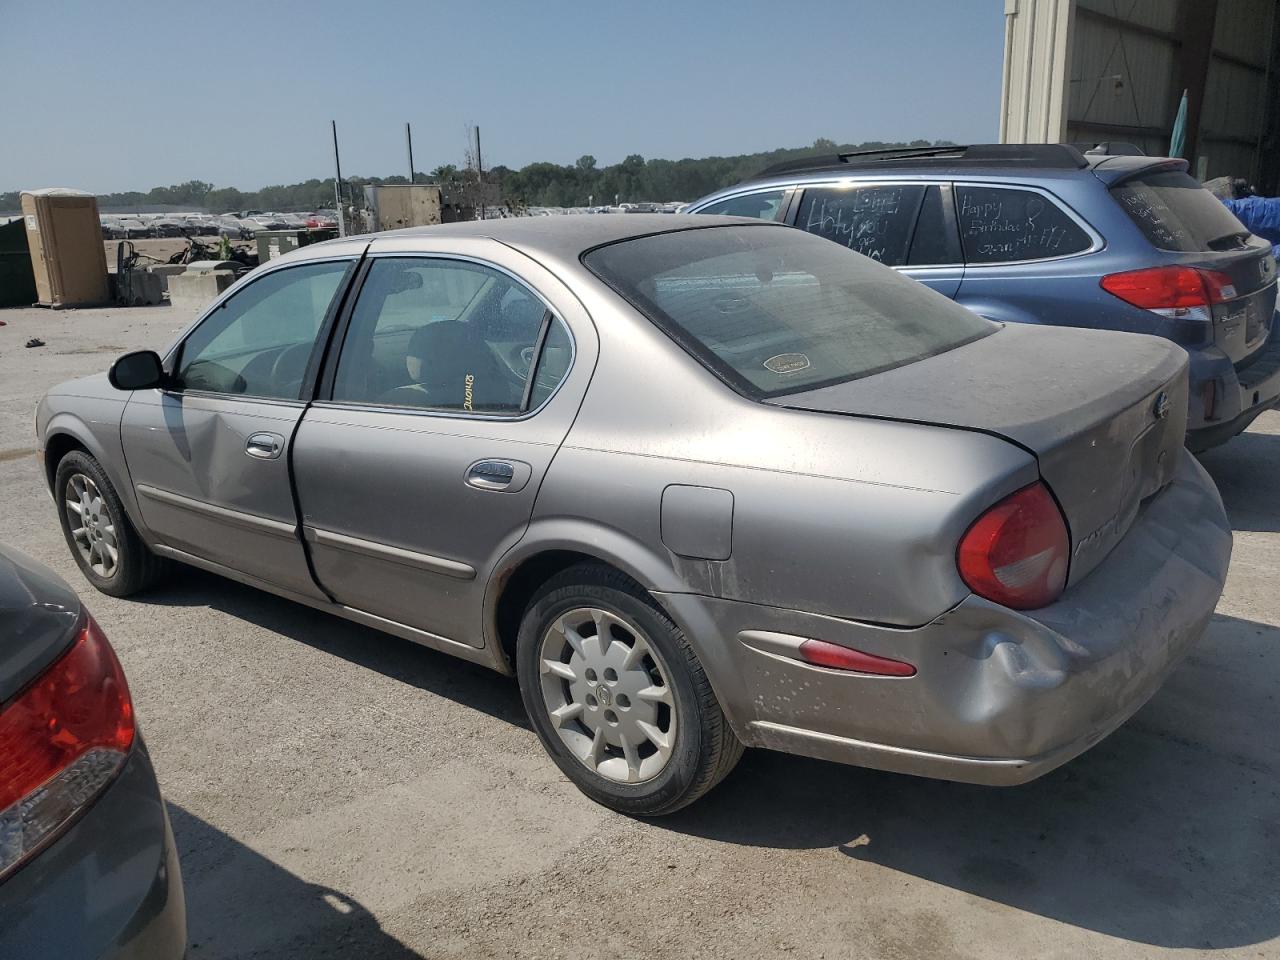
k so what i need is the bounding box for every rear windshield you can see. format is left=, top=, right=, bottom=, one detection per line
left=1112, top=170, right=1251, bottom=252
left=583, top=225, right=995, bottom=397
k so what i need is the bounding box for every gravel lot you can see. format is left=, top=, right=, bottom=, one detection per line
left=1, top=303, right=1277, bottom=959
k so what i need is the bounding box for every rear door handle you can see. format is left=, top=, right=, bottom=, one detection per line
left=246, top=432, right=284, bottom=459
left=466, top=460, right=516, bottom=490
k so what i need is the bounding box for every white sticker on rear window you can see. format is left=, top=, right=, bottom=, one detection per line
left=764, top=353, right=811, bottom=375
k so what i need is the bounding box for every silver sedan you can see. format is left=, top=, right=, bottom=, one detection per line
left=36, top=215, right=1231, bottom=814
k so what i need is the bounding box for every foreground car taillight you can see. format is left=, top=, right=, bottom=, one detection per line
left=957, top=482, right=1070, bottom=610
left=1100, top=265, right=1237, bottom=322
left=0, top=614, right=134, bottom=882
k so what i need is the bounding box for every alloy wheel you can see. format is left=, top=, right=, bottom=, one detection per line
left=65, top=473, right=118, bottom=578
left=538, top=606, right=678, bottom=784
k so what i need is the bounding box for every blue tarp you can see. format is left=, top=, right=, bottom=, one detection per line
left=1223, top=196, right=1280, bottom=258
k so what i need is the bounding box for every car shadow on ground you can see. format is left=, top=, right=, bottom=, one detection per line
left=656, top=611, right=1280, bottom=950
left=132, top=567, right=529, bottom=731
left=1199, top=425, right=1280, bottom=532
left=168, top=804, right=422, bottom=958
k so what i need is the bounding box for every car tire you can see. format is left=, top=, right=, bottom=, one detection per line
left=516, top=562, right=743, bottom=816
left=54, top=450, right=170, bottom=597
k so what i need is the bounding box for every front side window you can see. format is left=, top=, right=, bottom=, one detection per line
left=176, top=260, right=350, bottom=398
left=794, top=184, right=926, bottom=266
left=330, top=257, right=570, bottom=415
left=584, top=225, right=994, bottom=398
left=955, top=186, right=1092, bottom=264
left=695, top=190, right=787, bottom=220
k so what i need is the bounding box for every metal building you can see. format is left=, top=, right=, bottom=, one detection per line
left=1000, top=0, right=1280, bottom=191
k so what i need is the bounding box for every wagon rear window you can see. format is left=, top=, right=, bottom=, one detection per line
left=583, top=225, right=994, bottom=397
left=1112, top=170, right=1251, bottom=252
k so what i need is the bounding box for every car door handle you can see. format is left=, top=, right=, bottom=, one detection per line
left=465, top=460, right=516, bottom=490
left=245, top=432, right=285, bottom=459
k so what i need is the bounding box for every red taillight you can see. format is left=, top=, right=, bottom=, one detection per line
left=797, top=639, right=916, bottom=677
left=0, top=614, right=134, bottom=880
left=957, top=482, right=1070, bottom=610
left=1100, top=265, right=1237, bottom=312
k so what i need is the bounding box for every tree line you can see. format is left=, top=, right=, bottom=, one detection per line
left=1, top=138, right=955, bottom=214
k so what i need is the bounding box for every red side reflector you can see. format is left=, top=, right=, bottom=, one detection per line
left=797, top=639, right=916, bottom=677
left=1202, top=379, right=1218, bottom=421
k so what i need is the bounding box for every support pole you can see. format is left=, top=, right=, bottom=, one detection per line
left=406, top=122, right=415, bottom=184
left=332, top=120, right=346, bottom=237
left=475, top=125, right=484, bottom=221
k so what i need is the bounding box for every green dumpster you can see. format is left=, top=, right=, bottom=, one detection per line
left=0, top=219, right=37, bottom=308
left=256, top=228, right=339, bottom=263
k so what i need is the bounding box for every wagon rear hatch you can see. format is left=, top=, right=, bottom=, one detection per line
left=1105, top=163, right=1277, bottom=365
left=772, top=323, right=1189, bottom=585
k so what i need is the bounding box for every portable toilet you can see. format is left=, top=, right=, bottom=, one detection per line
left=21, top=188, right=109, bottom=307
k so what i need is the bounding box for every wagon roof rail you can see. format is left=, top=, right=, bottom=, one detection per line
left=751, top=143, right=1089, bottom=179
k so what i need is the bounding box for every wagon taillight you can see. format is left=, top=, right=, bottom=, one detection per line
left=1100, top=265, right=1236, bottom=321
left=957, top=482, right=1070, bottom=610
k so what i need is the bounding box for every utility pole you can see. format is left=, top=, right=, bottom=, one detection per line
left=475, top=125, right=484, bottom=221
left=331, top=120, right=346, bottom=237
left=406, top=122, right=415, bottom=184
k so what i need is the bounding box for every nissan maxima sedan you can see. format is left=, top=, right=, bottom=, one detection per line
left=36, top=215, right=1232, bottom=814
left=0, top=545, right=185, bottom=958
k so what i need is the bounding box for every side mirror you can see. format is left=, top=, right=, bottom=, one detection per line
left=108, top=350, right=166, bottom=391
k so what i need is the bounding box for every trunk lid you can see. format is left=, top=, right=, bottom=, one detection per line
left=0, top=546, right=82, bottom=703
left=769, top=323, right=1189, bottom=585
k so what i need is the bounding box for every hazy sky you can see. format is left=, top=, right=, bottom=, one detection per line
left=1, top=0, right=1005, bottom=194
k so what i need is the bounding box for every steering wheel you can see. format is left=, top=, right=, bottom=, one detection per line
left=270, top=341, right=315, bottom=396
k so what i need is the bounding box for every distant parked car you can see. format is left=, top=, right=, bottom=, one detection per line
left=216, top=216, right=254, bottom=240
left=38, top=216, right=1230, bottom=815
left=151, top=218, right=187, bottom=238
left=118, top=219, right=152, bottom=239
left=688, top=142, right=1280, bottom=451
left=181, top=216, right=218, bottom=236
left=250, top=215, right=288, bottom=231
left=305, top=213, right=337, bottom=229
left=0, top=544, right=186, bottom=958
left=99, top=217, right=126, bottom=239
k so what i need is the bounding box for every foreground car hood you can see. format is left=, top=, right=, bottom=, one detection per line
left=0, top=545, right=81, bottom=702
left=45, top=371, right=118, bottom=399
left=770, top=323, right=1189, bottom=584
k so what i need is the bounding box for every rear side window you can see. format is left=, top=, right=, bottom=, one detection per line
left=330, top=257, right=569, bottom=415
left=956, top=186, right=1092, bottom=264
left=583, top=225, right=994, bottom=398
left=695, top=190, right=787, bottom=220
left=1112, top=170, right=1251, bottom=251
left=794, top=184, right=926, bottom=266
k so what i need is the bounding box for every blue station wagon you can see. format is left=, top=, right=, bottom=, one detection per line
left=688, top=143, right=1280, bottom=450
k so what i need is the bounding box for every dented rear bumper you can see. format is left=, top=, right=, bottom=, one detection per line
left=657, top=449, right=1231, bottom=785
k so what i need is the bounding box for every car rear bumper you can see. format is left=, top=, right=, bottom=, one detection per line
left=658, top=449, right=1231, bottom=785
left=0, top=741, right=186, bottom=960
left=1187, top=332, right=1280, bottom=451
